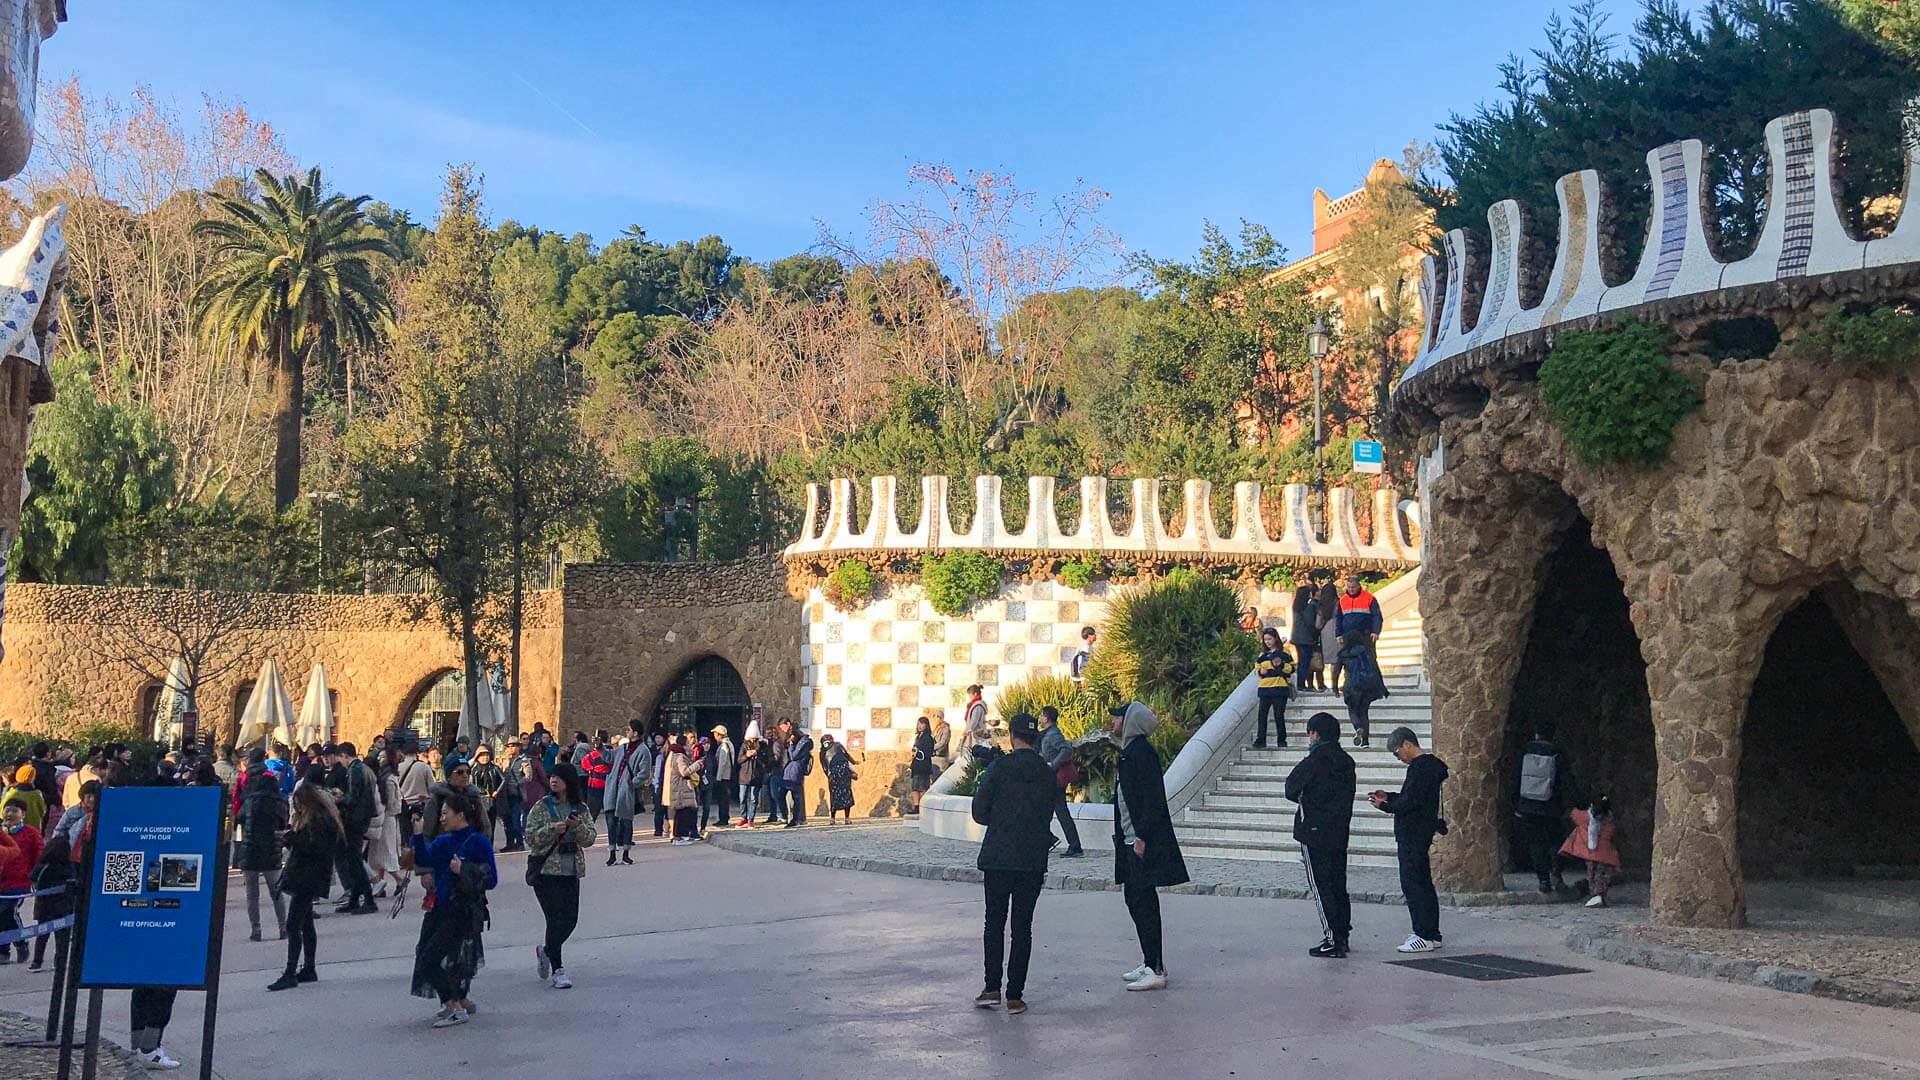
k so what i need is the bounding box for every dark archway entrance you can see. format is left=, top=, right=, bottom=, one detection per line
left=400, top=669, right=463, bottom=749
left=1505, top=516, right=1656, bottom=876
left=1739, top=592, right=1920, bottom=878
left=652, top=656, right=751, bottom=745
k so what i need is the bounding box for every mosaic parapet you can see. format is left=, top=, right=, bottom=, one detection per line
left=1398, top=107, right=1920, bottom=407
left=784, top=475, right=1420, bottom=567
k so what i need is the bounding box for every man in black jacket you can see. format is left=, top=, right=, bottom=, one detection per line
left=1371, top=726, right=1449, bottom=953
left=330, top=742, right=379, bottom=914
left=970, top=713, right=1054, bottom=1014
left=1513, top=722, right=1578, bottom=894
left=1286, top=711, right=1356, bottom=957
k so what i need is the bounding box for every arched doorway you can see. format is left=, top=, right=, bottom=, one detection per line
left=400, top=669, right=464, bottom=748
left=1504, top=516, right=1656, bottom=878
left=1738, top=590, right=1920, bottom=878
left=652, top=656, right=751, bottom=745
left=137, top=680, right=164, bottom=739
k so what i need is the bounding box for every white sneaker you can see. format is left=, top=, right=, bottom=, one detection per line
left=1396, top=937, right=1441, bottom=953
left=143, top=1048, right=182, bottom=1071
left=1120, top=963, right=1152, bottom=983
left=1585, top=894, right=1606, bottom=908
left=1125, top=970, right=1167, bottom=992
left=1397, top=933, right=1420, bottom=951
left=535, top=944, right=550, bottom=979
left=550, top=969, right=572, bottom=989
left=432, top=1009, right=469, bottom=1028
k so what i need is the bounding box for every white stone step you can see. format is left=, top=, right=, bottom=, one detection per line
left=1199, top=791, right=1391, bottom=810
left=1221, top=764, right=1410, bottom=785
left=1184, top=806, right=1397, bottom=834
left=1181, top=836, right=1399, bottom=868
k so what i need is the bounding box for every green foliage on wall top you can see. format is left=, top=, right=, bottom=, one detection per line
left=1779, top=305, right=1920, bottom=368
left=920, top=550, right=1004, bottom=617
left=1539, top=323, right=1700, bottom=468
left=823, top=559, right=877, bottom=610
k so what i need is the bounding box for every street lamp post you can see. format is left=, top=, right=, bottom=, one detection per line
left=1307, top=317, right=1331, bottom=535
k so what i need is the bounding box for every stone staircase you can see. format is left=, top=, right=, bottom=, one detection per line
left=1179, top=579, right=1429, bottom=869
left=1374, top=606, right=1425, bottom=673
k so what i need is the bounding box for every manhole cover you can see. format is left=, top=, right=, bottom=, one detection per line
left=1388, top=952, right=1589, bottom=981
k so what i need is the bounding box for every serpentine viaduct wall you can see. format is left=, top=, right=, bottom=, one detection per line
left=1399, top=107, right=1920, bottom=929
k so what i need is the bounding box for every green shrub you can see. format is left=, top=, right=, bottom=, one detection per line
left=1539, top=322, right=1700, bottom=468
left=1261, top=564, right=1295, bottom=590
left=996, top=672, right=1106, bottom=741
left=1090, top=574, right=1242, bottom=705
left=1779, top=306, right=1920, bottom=368
left=1070, top=736, right=1120, bottom=803
left=823, top=559, right=876, bottom=609
left=921, top=550, right=1004, bottom=617
left=951, top=752, right=986, bottom=796
left=1058, top=554, right=1101, bottom=590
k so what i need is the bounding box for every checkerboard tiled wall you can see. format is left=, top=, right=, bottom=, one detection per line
left=801, top=579, right=1111, bottom=751
left=799, top=580, right=1310, bottom=750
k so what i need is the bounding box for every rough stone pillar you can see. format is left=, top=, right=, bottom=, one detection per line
left=1421, top=461, right=1572, bottom=893
left=1631, top=563, right=1772, bottom=929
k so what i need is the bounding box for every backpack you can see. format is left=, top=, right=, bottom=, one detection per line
left=1519, top=751, right=1557, bottom=802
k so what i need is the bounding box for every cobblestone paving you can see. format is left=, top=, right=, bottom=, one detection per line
left=0, top=1008, right=142, bottom=1080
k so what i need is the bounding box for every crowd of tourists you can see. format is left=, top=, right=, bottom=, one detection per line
left=0, top=711, right=847, bottom=1065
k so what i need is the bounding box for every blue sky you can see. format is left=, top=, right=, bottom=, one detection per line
left=49, top=1, right=1632, bottom=267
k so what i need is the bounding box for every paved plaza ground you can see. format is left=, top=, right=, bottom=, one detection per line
left=2, top=833, right=1917, bottom=1079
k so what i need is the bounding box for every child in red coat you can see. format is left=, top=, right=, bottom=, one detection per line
left=1559, top=795, right=1620, bottom=908
left=0, top=800, right=45, bottom=961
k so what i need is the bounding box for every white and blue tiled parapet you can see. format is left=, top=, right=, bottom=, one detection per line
left=1399, top=108, right=1920, bottom=402
left=783, top=475, right=1420, bottom=568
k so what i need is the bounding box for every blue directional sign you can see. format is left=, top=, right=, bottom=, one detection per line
left=1352, top=439, right=1385, bottom=474
left=78, top=785, right=226, bottom=989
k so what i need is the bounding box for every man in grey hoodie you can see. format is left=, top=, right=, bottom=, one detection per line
left=1036, top=707, right=1084, bottom=857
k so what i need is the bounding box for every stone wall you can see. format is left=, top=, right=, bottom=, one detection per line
left=1421, top=353, right=1920, bottom=928
left=0, top=583, right=561, bottom=747
left=558, top=557, right=803, bottom=735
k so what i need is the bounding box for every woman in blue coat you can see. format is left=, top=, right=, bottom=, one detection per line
left=409, top=790, right=497, bottom=1027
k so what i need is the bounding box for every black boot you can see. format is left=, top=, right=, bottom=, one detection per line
left=268, top=970, right=299, bottom=991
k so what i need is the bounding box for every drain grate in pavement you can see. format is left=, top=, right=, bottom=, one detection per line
left=1388, top=952, right=1590, bottom=981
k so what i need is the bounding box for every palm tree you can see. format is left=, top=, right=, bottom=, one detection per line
left=193, top=167, right=397, bottom=512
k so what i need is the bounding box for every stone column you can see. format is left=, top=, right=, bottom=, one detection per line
left=1630, top=560, right=1772, bottom=929
left=1422, top=462, right=1572, bottom=893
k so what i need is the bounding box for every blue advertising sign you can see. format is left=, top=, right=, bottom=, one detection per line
left=79, top=786, right=226, bottom=989
left=1352, top=439, right=1385, bottom=474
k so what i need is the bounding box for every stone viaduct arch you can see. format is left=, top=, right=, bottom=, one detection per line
left=1419, top=360, right=1920, bottom=928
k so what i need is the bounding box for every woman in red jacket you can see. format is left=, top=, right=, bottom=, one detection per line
left=580, top=743, right=612, bottom=821
left=0, top=801, right=40, bottom=963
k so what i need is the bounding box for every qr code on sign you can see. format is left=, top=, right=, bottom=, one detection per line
left=102, top=852, right=144, bottom=895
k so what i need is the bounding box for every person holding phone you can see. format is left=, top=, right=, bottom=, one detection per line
left=524, top=762, right=596, bottom=989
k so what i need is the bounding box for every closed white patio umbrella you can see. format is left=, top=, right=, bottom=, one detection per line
left=152, top=655, right=193, bottom=746
left=239, top=658, right=297, bottom=751
left=296, top=663, right=334, bottom=748
left=456, top=667, right=500, bottom=746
